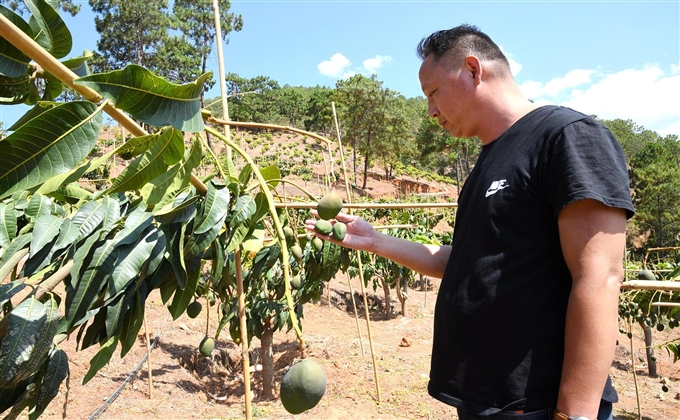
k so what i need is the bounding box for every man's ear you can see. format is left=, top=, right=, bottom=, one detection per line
left=464, top=55, right=482, bottom=85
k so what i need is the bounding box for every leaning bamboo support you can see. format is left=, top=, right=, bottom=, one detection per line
left=332, top=101, right=382, bottom=403
left=0, top=13, right=207, bottom=196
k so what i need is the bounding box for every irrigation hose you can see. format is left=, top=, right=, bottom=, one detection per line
left=88, top=335, right=160, bottom=420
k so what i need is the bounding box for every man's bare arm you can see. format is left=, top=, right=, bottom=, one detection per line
left=556, top=199, right=627, bottom=419
left=306, top=212, right=451, bottom=279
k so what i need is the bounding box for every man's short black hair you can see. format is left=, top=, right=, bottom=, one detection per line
left=417, top=24, right=510, bottom=70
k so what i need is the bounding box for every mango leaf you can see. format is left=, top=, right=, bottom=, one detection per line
left=29, top=348, right=68, bottom=420
left=141, top=140, right=202, bottom=207
left=0, top=202, right=17, bottom=248
left=24, top=0, right=72, bottom=59
left=0, top=280, right=25, bottom=308
left=82, top=334, right=118, bottom=385
left=162, top=222, right=187, bottom=289
left=45, top=182, right=93, bottom=204
left=0, top=101, right=103, bottom=200
left=105, top=127, right=185, bottom=195
left=118, top=291, right=144, bottom=358
left=5, top=296, right=59, bottom=388
left=231, top=195, right=256, bottom=226
left=0, top=233, right=31, bottom=279
left=194, top=181, right=230, bottom=235
left=0, top=6, right=32, bottom=78
left=107, top=226, right=159, bottom=301
left=49, top=218, right=76, bottom=251
left=114, top=131, right=161, bottom=160
left=0, top=298, right=47, bottom=387
left=260, top=165, right=281, bottom=189
left=0, top=74, right=31, bottom=104
left=28, top=214, right=62, bottom=258
left=74, top=65, right=210, bottom=132
left=100, top=195, right=122, bottom=233
left=153, top=194, right=199, bottom=224
left=168, top=264, right=201, bottom=320
left=66, top=236, right=118, bottom=329
left=24, top=193, right=53, bottom=221
left=104, top=287, right=133, bottom=338
left=71, top=199, right=107, bottom=241
left=3, top=382, right=38, bottom=420
left=56, top=49, right=92, bottom=78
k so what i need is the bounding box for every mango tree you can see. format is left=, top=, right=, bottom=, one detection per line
left=0, top=2, right=330, bottom=416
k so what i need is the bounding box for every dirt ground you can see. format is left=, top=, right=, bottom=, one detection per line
left=30, top=270, right=679, bottom=420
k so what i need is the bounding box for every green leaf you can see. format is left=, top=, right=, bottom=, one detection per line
left=108, top=227, right=159, bottom=301
left=105, top=127, right=185, bottom=195
left=74, top=65, right=210, bottom=132
left=260, top=165, right=281, bottom=189
left=0, top=74, right=31, bottom=104
left=57, top=50, right=92, bottom=78
left=0, top=233, right=31, bottom=278
left=118, top=291, right=145, bottom=358
left=153, top=194, right=199, bottom=224
left=24, top=0, right=72, bottom=59
left=0, top=203, right=17, bottom=248
left=194, top=181, right=230, bottom=235
left=82, top=334, right=118, bottom=385
left=231, top=195, right=256, bottom=226
left=0, top=298, right=47, bottom=387
left=71, top=199, right=107, bottom=240
left=0, top=101, right=103, bottom=200
left=162, top=222, right=187, bottom=289
left=29, top=348, right=69, bottom=420
left=24, top=193, right=53, bottom=221
left=28, top=214, right=62, bottom=258
left=66, top=236, right=118, bottom=329
left=168, top=264, right=201, bottom=320
left=46, top=182, right=93, bottom=204
left=141, top=140, right=202, bottom=207
left=0, top=6, right=32, bottom=78
left=0, top=280, right=25, bottom=308
left=6, top=296, right=59, bottom=388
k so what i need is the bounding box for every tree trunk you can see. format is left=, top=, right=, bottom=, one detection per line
left=639, top=320, right=658, bottom=377
left=260, top=318, right=275, bottom=398
left=395, top=275, right=407, bottom=318
left=381, top=278, right=392, bottom=320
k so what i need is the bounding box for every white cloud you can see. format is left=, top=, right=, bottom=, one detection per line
left=519, top=64, right=680, bottom=136
left=318, top=53, right=351, bottom=78
left=318, top=53, right=393, bottom=80
left=363, top=55, right=393, bottom=74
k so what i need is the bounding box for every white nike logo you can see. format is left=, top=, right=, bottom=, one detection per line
left=485, top=180, right=509, bottom=197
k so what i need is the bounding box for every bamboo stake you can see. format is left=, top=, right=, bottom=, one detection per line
left=629, top=319, right=643, bottom=420
left=0, top=13, right=207, bottom=197
left=142, top=314, right=153, bottom=399
left=332, top=102, right=381, bottom=402
left=331, top=103, right=363, bottom=358
left=211, top=1, right=251, bottom=418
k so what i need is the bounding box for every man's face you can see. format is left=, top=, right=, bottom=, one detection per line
left=419, top=54, right=473, bottom=138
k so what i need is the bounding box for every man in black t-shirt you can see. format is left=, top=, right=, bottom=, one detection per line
left=307, top=24, right=633, bottom=420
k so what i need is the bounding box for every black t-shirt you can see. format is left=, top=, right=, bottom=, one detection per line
left=427, top=105, right=634, bottom=414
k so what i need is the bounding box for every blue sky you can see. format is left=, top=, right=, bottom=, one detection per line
left=1, top=0, right=679, bottom=135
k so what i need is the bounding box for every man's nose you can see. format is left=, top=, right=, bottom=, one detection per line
left=428, top=105, right=439, bottom=118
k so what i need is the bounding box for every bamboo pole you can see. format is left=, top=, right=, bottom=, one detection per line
left=211, top=1, right=251, bottom=418
left=332, top=102, right=381, bottom=403
left=142, top=314, right=153, bottom=399
left=0, top=13, right=207, bottom=196
left=208, top=117, right=331, bottom=145
left=273, top=202, right=458, bottom=210
left=620, top=281, right=680, bottom=291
